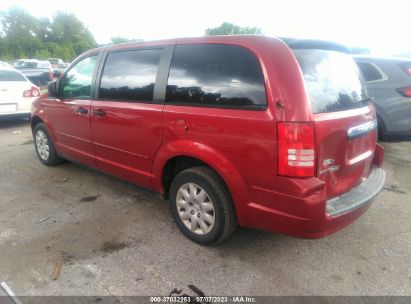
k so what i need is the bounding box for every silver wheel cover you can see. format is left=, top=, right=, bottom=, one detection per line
left=35, top=130, right=50, bottom=161
left=176, top=183, right=215, bottom=235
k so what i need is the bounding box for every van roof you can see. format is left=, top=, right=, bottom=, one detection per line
left=279, top=37, right=350, bottom=53
left=84, top=35, right=350, bottom=56
left=353, top=54, right=411, bottom=63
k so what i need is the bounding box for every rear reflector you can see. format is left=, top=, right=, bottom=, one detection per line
left=396, top=86, right=411, bottom=98
left=278, top=122, right=315, bottom=177
left=23, top=86, right=40, bottom=98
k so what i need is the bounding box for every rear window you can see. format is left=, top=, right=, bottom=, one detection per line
left=356, top=61, right=384, bottom=82
left=292, top=49, right=368, bottom=114
left=0, top=70, right=26, bottom=82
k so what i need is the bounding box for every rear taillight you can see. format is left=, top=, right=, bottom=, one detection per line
left=23, top=86, right=40, bottom=98
left=396, top=86, right=411, bottom=98
left=277, top=122, right=315, bottom=177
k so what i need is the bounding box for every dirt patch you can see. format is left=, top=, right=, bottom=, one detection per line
left=100, top=240, right=129, bottom=253
left=384, top=183, right=407, bottom=194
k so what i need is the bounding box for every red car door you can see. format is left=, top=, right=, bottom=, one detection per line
left=90, top=48, right=166, bottom=189
left=43, top=55, right=99, bottom=167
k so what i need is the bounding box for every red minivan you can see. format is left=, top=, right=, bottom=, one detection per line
left=31, top=35, right=385, bottom=244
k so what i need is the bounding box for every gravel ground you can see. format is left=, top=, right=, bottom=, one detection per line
left=0, top=119, right=410, bottom=297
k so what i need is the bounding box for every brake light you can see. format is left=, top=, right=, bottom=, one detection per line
left=277, top=122, right=315, bottom=177
left=23, top=86, right=40, bottom=98
left=396, top=86, right=411, bottom=98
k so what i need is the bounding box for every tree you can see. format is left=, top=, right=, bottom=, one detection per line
left=205, top=22, right=263, bottom=36
left=0, top=7, right=44, bottom=58
left=110, top=36, right=143, bottom=44
left=0, top=7, right=97, bottom=62
left=51, top=12, right=96, bottom=57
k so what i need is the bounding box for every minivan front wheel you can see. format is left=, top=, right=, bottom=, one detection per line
left=33, top=123, right=63, bottom=166
left=169, top=167, right=237, bottom=245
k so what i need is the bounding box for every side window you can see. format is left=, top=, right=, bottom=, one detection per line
left=356, top=61, right=383, bottom=82
left=61, top=55, right=98, bottom=99
left=166, top=44, right=267, bottom=108
left=99, top=49, right=162, bottom=102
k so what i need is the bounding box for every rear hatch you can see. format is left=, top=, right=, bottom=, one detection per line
left=292, top=48, right=377, bottom=198
left=0, top=82, right=27, bottom=101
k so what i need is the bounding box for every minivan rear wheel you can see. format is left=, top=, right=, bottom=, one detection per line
left=33, top=123, right=63, bottom=166
left=169, top=167, right=237, bottom=245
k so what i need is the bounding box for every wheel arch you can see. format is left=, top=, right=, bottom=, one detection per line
left=30, top=115, right=44, bottom=133
left=151, top=140, right=250, bottom=226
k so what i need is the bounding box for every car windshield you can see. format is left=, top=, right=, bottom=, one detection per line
left=0, top=70, right=26, bottom=81
left=292, top=49, right=368, bottom=114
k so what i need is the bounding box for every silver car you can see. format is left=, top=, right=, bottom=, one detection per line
left=354, top=55, right=411, bottom=137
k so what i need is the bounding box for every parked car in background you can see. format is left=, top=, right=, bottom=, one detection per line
left=354, top=56, right=411, bottom=137
left=0, top=61, right=12, bottom=68
left=48, top=58, right=64, bottom=68
left=31, top=36, right=385, bottom=244
left=0, top=66, right=40, bottom=120
left=53, top=62, right=69, bottom=78
left=13, top=59, right=30, bottom=68
left=15, top=59, right=53, bottom=87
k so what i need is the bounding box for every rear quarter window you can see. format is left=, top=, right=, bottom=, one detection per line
left=356, top=61, right=384, bottom=82
left=166, top=44, right=267, bottom=108
left=292, top=49, right=368, bottom=114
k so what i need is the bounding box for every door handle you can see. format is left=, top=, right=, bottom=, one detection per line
left=75, top=107, right=88, bottom=114
left=92, top=109, right=106, bottom=117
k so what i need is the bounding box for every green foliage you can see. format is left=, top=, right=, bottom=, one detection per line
left=109, top=36, right=143, bottom=45
left=205, top=22, right=263, bottom=36
left=0, top=7, right=97, bottom=62
left=110, top=37, right=131, bottom=44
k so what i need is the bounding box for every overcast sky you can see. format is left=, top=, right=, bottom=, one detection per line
left=1, top=0, right=410, bottom=56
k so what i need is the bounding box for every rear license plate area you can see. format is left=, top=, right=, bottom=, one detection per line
left=0, top=104, right=17, bottom=113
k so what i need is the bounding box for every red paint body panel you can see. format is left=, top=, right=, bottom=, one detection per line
left=40, top=97, right=95, bottom=167
left=314, top=106, right=378, bottom=198
left=31, top=35, right=385, bottom=239
left=90, top=100, right=163, bottom=189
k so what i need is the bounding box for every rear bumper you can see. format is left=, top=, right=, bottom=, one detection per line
left=0, top=112, right=31, bottom=119
left=326, top=167, right=385, bottom=217
left=243, top=165, right=385, bottom=238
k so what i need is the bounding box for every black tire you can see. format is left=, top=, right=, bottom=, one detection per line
left=169, top=166, right=237, bottom=245
left=33, top=123, right=63, bottom=166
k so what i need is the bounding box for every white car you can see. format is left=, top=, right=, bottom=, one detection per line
left=0, top=67, right=40, bottom=119
left=0, top=61, right=12, bottom=68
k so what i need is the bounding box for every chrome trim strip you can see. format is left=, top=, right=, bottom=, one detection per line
left=347, top=120, right=377, bottom=139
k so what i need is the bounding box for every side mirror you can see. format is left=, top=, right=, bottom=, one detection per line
left=47, top=81, right=58, bottom=97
